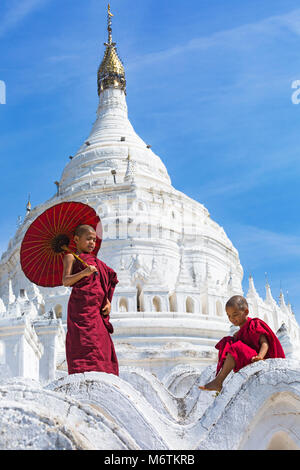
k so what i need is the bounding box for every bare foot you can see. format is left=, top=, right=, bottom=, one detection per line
left=199, top=379, right=222, bottom=392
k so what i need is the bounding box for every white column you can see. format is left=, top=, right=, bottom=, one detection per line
left=0, top=316, right=43, bottom=380
left=34, top=319, right=65, bottom=382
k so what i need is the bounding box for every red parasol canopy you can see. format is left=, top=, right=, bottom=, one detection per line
left=20, top=201, right=102, bottom=287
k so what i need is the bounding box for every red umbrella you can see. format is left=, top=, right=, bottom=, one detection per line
left=20, top=201, right=102, bottom=287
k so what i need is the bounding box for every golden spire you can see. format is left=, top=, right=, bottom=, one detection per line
left=97, top=3, right=126, bottom=95
left=108, top=3, right=113, bottom=17
left=107, top=4, right=113, bottom=45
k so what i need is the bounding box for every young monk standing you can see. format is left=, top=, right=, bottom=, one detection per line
left=199, top=295, right=285, bottom=392
left=62, top=224, right=119, bottom=376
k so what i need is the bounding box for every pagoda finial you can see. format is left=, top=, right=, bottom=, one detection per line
left=265, top=276, right=276, bottom=306
left=97, top=3, right=126, bottom=95
left=26, top=194, right=31, bottom=214
left=279, top=289, right=286, bottom=308
left=264, top=272, right=269, bottom=285
left=247, top=274, right=258, bottom=299
left=107, top=3, right=114, bottom=45
left=108, top=3, right=113, bottom=17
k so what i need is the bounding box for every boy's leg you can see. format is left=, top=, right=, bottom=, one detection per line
left=199, top=353, right=235, bottom=392
left=199, top=340, right=258, bottom=392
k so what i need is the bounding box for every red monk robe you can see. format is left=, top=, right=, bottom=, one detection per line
left=66, top=252, right=119, bottom=375
left=215, top=317, right=285, bottom=375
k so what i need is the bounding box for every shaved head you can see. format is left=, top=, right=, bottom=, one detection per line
left=225, top=295, right=248, bottom=312
left=74, top=224, right=96, bottom=238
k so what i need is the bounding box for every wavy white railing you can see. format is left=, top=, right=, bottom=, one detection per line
left=0, top=359, right=299, bottom=450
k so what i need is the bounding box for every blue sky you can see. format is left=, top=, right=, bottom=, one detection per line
left=0, top=0, right=300, bottom=323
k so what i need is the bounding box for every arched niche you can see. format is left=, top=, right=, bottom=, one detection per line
left=136, top=284, right=144, bottom=312
left=152, top=296, right=161, bottom=313
left=266, top=431, right=300, bottom=450
left=186, top=296, right=194, bottom=313
left=239, top=392, right=300, bottom=450
left=54, top=304, right=62, bottom=319
left=169, top=293, right=177, bottom=312
left=119, top=298, right=128, bottom=312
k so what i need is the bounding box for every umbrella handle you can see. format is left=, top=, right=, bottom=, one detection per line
left=61, top=245, right=98, bottom=274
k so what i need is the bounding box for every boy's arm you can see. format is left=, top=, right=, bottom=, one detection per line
left=62, top=254, right=97, bottom=287
left=251, top=334, right=269, bottom=362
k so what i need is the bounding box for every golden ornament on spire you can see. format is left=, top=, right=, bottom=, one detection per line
left=108, top=4, right=114, bottom=17
left=97, top=3, right=126, bottom=95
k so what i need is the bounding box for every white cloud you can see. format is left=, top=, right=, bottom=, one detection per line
left=47, top=54, right=79, bottom=63
left=233, top=223, right=300, bottom=318
left=127, top=7, right=300, bottom=70
left=193, top=145, right=299, bottom=200
left=230, top=224, right=300, bottom=262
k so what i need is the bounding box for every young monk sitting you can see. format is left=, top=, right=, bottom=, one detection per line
left=199, top=295, right=285, bottom=392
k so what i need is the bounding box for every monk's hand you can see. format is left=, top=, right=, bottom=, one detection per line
left=84, top=265, right=98, bottom=276
left=251, top=355, right=264, bottom=363
left=101, top=299, right=111, bottom=316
